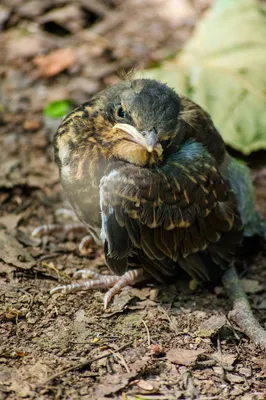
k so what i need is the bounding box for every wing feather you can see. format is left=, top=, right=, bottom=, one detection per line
left=100, top=140, right=243, bottom=281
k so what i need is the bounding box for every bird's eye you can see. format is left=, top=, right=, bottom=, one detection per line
left=117, top=106, right=125, bottom=119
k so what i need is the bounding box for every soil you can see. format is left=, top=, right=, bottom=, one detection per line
left=1, top=1, right=266, bottom=399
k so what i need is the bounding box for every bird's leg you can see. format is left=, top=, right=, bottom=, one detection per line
left=32, top=222, right=87, bottom=238
left=50, top=268, right=150, bottom=309
left=32, top=208, right=94, bottom=255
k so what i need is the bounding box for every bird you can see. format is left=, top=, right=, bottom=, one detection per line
left=39, top=77, right=265, bottom=313
left=32, top=78, right=266, bottom=347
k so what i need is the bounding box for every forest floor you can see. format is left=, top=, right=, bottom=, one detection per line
left=1, top=1, right=266, bottom=399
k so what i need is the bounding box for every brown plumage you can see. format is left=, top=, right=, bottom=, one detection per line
left=53, top=78, right=243, bottom=288
left=33, top=78, right=266, bottom=348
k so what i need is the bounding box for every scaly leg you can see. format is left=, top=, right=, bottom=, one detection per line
left=32, top=222, right=87, bottom=238
left=55, top=208, right=78, bottom=220
left=50, top=268, right=150, bottom=309
left=32, top=208, right=94, bottom=255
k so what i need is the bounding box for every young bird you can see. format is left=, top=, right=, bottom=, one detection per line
left=37, top=78, right=266, bottom=347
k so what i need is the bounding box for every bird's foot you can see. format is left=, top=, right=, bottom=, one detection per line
left=32, top=222, right=87, bottom=238
left=32, top=209, right=93, bottom=255
left=50, top=268, right=149, bottom=309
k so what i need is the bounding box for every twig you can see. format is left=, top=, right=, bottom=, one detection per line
left=222, top=266, right=266, bottom=350
left=37, top=341, right=133, bottom=387
left=112, top=350, right=130, bottom=373
left=141, top=319, right=151, bottom=346
left=41, top=261, right=71, bottom=281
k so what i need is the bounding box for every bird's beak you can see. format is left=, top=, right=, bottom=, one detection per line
left=113, top=123, right=157, bottom=153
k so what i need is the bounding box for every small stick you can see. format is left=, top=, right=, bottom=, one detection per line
left=112, top=350, right=131, bottom=373
left=141, top=319, right=151, bottom=346
left=37, top=341, right=133, bottom=387
left=222, top=266, right=266, bottom=350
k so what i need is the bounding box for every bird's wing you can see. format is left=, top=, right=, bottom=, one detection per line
left=100, top=141, right=243, bottom=281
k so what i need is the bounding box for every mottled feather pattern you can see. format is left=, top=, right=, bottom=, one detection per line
left=53, top=78, right=249, bottom=284
left=100, top=140, right=243, bottom=281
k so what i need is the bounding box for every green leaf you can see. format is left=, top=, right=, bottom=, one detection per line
left=44, top=100, right=71, bottom=119
left=143, top=0, right=266, bottom=154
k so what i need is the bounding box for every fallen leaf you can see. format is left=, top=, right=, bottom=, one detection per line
left=137, top=379, right=154, bottom=391
left=241, top=278, right=264, bottom=294
left=6, top=30, right=56, bottom=59
left=258, top=298, right=266, bottom=309
left=15, top=230, right=41, bottom=247
left=0, top=230, right=35, bottom=270
left=252, top=357, right=266, bottom=368
left=0, top=158, right=20, bottom=177
left=128, top=287, right=153, bottom=300
left=239, top=367, right=252, bottom=378
left=166, top=348, right=205, bottom=366
left=241, top=395, right=260, bottom=400
left=128, top=299, right=157, bottom=310
left=23, top=119, right=41, bottom=131
left=104, top=290, right=135, bottom=316
left=226, top=373, right=245, bottom=383
left=209, top=351, right=236, bottom=371
left=34, top=48, right=75, bottom=77
left=0, top=214, right=22, bottom=231
left=0, top=261, right=16, bottom=277
left=198, top=314, right=227, bottom=338
left=94, top=372, right=136, bottom=396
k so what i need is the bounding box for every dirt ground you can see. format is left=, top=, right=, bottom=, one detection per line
left=1, top=1, right=266, bottom=399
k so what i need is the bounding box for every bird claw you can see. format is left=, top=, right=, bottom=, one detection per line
left=73, top=269, right=103, bottom=280
left=78, top=235, right=95, bottom=256
left=55, top=208, right=77, bottom=220
left=32, top=222, right=87, bottom=238
left=32, top=211, right=93, bottom=255
left=50, top=268, right=149, bottom=309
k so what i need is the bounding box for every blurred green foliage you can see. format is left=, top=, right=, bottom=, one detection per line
left=44, top=100, right=71, bottom=119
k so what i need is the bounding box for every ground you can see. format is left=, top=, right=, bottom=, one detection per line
left=0, top=1, right=266, bottom=399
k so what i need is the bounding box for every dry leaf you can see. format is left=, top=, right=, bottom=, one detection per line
left=104, top=290, right=135, bottom=316
left=226, top=373, right=245, bottom=383
left=95, top=372, right=136, bottom=396
left=241, top=278, right=264, bottom=294
left=209, top=351, right=236, bottom=370
left=0, top=230, right=35, bottom=270
left=239, top=367, right=252, bottom=378
left=137, top=379, right=154, bottom=391
left=166, top=348, right=204, bottom=366
left=23, top=119, right=41, bottom=131
left=198, top=314, right=227, bottom=337
left=6, top=31, right=56, bottom=59
left=128, top=287, right=152, bottom=300
left=0, top=214, right=22, bottom=231
left=34, top=48, right=75, bottom=77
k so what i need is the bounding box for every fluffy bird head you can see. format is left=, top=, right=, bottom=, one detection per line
left=55, top=79, right=226, bottom=174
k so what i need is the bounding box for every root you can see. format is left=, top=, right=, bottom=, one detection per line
left=222, top=267, right=266, bottom=350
